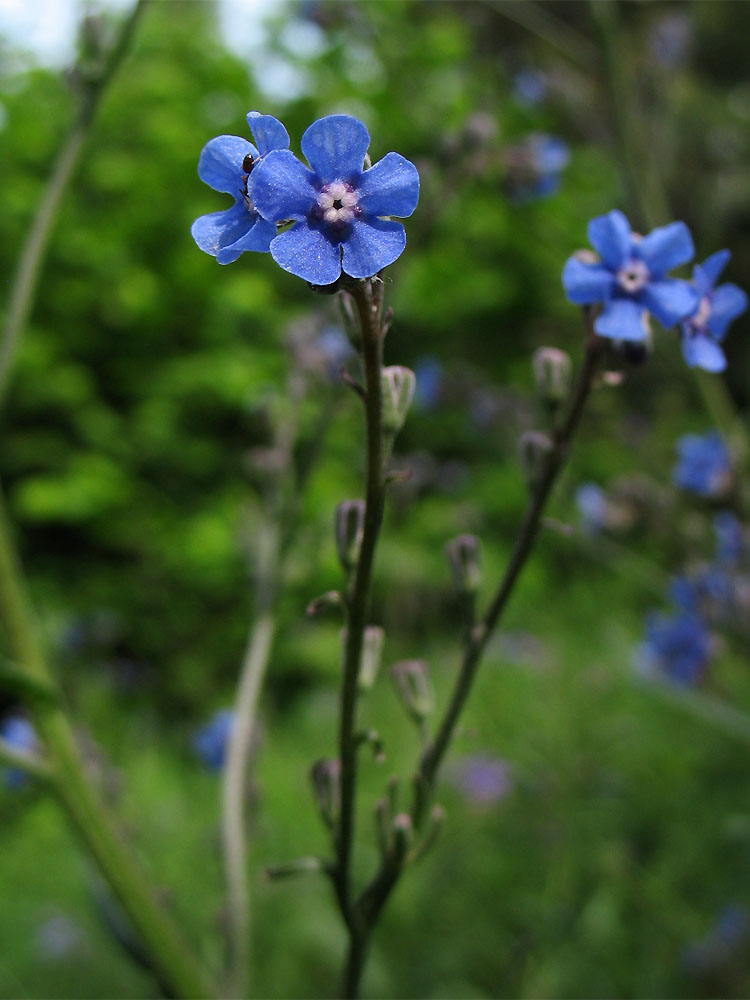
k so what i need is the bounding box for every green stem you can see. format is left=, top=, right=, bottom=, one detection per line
left=419, top=329, right=605, bottom=793
left=0, top=0, right=147, bottom=403
left=335, top=280, right=387, bottom=996
left=0, top=491, right=215, bottom=999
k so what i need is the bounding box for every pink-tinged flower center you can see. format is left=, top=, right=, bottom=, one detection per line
left=687, top=295, right=712, bottom=333
left=616, top=258, right=650, bottom=293
left=316, top=181, right=358, bottom=227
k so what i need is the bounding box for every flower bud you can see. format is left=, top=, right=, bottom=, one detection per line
left=381, top=366, right=416, bottom=438
left=390, top=660, right=434, bottom=724
left=532, top=347, right=572, bottom=406
left=390, top=812, right=413, bottom=854
left=309, top=758, right=340, bottom=829
left=359, top=625, right=385, bottom=691
left=445, top=534, right=482, bottom=595
left=306, top=591, right=344, bottom=618
left=335, top=500, right=365, bottom=572
left=519, top=430, right=554, bottom=490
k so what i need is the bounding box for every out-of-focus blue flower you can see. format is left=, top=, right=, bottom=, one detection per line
left=636, top=611, right=712, bottom=685
left=650, top=11, right=692, bottom=69
left=562, top=209, right=698, bottom=342
left=1, top=715, right=38, bottom=788
left=512, top=69, right=547, bottom=106
left=506, top=133, right=570, bottom=202
left=192, top=709, right=233, bottom=771
left=673, top=431, right=732, bottom=497
left=576, top=482, right=608, bottom=534
left=682, top=904, right=748, bottom=977
left=448, top=755, right=513, bottom=805
left=714, top=510, right=744, bottom=566
left=35, top=914, right=85, bottom=960
left=680, top=250, right=748, bottom=372
left=191, top=112, right=290, bottom=265
left=248, top=114, right=419, bottom=285
left=413, top=357, right=443, bottom=410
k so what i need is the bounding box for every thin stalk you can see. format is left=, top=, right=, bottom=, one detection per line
left=0, top=0, right=148, bottom=402
left=0, top=737, right=53, bottom=782
left=220, top=577, right=277, bottom=998
left=335, top=280, right=387, bottom=997
left=419, top=330, right=605, bottom=792
left=0, top=490, right=215, bottom=999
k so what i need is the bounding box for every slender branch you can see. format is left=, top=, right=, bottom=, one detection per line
left=419, top=328, right=605, bottom=792
left=0, top=737, right=53, bottom=782
left=0, top=489, right=215, bottom=999
left=335, top=280, right=387, bottom=996
left=0, top=0, right=148, bottom=402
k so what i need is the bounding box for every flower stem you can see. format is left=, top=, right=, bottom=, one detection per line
left=419, top=327, right=605, bottom=794
left=335, top=280, right=387, bottom=996
left=0, top=0, right=147, bottom=403
left=0, top=490, right=215, bottom=999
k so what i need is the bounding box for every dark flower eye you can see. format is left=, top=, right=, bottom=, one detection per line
left=242, top=153, right=255, bottom=174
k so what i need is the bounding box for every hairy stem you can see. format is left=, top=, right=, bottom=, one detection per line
left=0, top=490, right=215, bottom=998
left=335, top=280, right=387, bottom=996
left=0, top=0, right=147, bottom=402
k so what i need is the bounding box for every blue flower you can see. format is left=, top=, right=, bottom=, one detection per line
left=575, top=482, right=608, bottom=535
left=713, top=510, right=744, bottom=566
left=562, top=209, right=698, bottom=341
left=191, top=112, right=290, bottom=265
left=447, top=754, right=513, bottom=805
left=673, top=431, right=732, bottom=497
left=680, top=250, right=748, bottom=372
left=506, top=133, right=570, bottom=202
left=637, top=611, right=712, bottom=685
left=1, top=715, right=38, bottom=788
left=413, top=356, right=443, bottom=410
left=512, top=69, right=548, bottom=107
left=192, top=709, right=233, bottom=771
left=248, top=114, right=420, bottom=285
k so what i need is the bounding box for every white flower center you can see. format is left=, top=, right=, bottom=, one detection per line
left=616, top=258, right=650, bottom=294
left=317, top=181, right=358, bottom=226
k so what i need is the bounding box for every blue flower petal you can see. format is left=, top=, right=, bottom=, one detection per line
left=594, top=297, right=647, bottom=341
left=270, top=223, right=341, bottom=284
left=640, top=278, right=698, bottom=327
left=696, top=249, right=730, bottom=291
left=249, top=150, right=318, bottom=222
left=356, top=152, right=420, bottom=218
left=587, top=210, right=631, bottom=270
left=191, top=202, right=253, bottom=258
left=246, top=112, right=290, bottom=156
left=301, top=115, right=370, bottom=183
left=637, top=221, right=694, bottom=276
left=681, top=333, right=727, bottom=372
left=217, top=217, right=277, bottom=264
left=706, top=283, right=748, bottom=340
left=341, top=218, right=406, bottom=279
left=198, top=135, right=255, bottom=195
left=561, top=257, right=616, bottom=305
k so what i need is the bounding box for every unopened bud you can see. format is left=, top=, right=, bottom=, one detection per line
left=310, top=759, right=340, bottom=829
left=519, top=430, right=554, bottom=489
left=532, top=347, right=572, bottom=406
left=306, top=591, right=344, bottom=618
left=335, top=500, right=365, bottom=572
left=359, top=625, right=384, bottom=691
left=390, top=660, right=434, bottom=724
left=445, top=534, right=482, bottom=595
left=390, top=812, right=414, bottom=858
left=381, top=366, right=416, bottom=437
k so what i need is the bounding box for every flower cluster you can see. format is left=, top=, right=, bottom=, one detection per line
left=562, top=210, right=747, bottom=369
left=192, top=111, right=419, bottom=285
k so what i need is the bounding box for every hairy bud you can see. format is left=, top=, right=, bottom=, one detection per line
left=532, top=347, right=572, bottom=406
left=445, top=534, right=482, bottom=595
left=519, top=430, right=554, bottom=490
left=335, top=500, right=365, bottom=573
left=309, top=759, right=341, bottom=829
left=390, top=660, right=434, bottom=724
left=359, top=625, right=385, bottom=692
left=381, top=366, right=416, bottom=438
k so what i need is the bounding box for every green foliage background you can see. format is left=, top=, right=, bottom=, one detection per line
left=0, top=1, right=749, bottom=997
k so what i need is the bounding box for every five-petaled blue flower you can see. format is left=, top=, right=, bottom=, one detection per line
left=562, top=209, right=698, bottom=341
left=248, top=114, right=420, bottom=285
left=506, top=133, right=570, bottom=202
left=673, top=431, right=732, bottom=497
left=680, top=250, right=748, bottom=372
left=191, top=112, right=290, bottom=264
